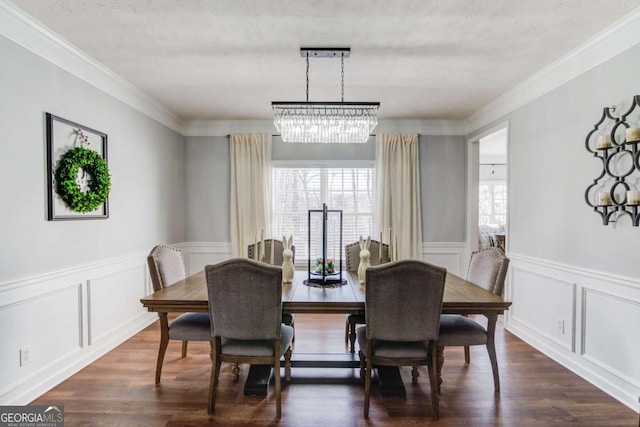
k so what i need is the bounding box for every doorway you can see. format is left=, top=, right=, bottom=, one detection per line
left=467, top=124, right=509, bottom=255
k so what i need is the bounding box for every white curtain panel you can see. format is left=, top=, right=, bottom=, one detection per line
left=375, top=133, right=422, bottom=259
left=229, top=134, right=272, bottom=257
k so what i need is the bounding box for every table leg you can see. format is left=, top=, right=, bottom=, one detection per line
left=244, top=365, right=272, bottom=396
left=436, top=346, right=444, bottom=393
left=376, top=367, right=406, bottom=397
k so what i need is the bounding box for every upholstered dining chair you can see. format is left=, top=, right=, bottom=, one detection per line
left=205, top=258, right=293, bottom=417
left=147, top=244, right=212, bottom=384
left=344, top=239, right=390, bottom=353
left=437, top=247, right=510, bottom=392
left=247, top=239, right=296, bottom=335
left=357, top=259, right=446, bottom=419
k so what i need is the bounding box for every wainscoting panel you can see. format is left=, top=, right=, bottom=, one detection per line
left=509, top=267, right=575, bottom=351
left=0, top=283, right=82, bottom=398
left=505, top=253, right=640, bottom=412
left=581, top=288, right=640, bottom=389
left=421, top=242, right=467, bottom=277
left=177, top=242, right=233, bottom=275
left=87, top=264, right=149, bottom=346
left=0, top=251, right=155, bottom=406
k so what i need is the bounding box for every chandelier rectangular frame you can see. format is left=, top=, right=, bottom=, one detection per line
left=272, top=48, right=380, bottom=144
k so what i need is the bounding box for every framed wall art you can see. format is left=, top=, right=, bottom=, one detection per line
left=46, top=113, right=110, bottom=220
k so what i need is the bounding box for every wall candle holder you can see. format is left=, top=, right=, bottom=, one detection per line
left=584, top=95, right=640, bottom=226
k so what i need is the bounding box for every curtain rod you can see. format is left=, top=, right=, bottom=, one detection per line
left=226, top=134, right=378, bottom=138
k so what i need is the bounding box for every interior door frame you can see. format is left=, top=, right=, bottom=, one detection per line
left=466, top=121, right=510, bottom=258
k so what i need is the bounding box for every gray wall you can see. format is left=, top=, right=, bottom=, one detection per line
left=185, top=134, right=467, bottom=243
left=0, top=35, right=186, bottom=282
left=471, top=43, right=640, bottom=279
left=420, top=135, right=467, bottom=242
left=185, top=136, right=230, bottom=242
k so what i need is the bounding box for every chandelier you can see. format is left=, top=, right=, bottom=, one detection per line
left=272, top=48, right=380, bottom=143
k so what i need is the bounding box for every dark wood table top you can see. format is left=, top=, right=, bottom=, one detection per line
left=141, top=270, right=511, bottom=315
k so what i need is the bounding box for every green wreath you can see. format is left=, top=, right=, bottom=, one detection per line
left=55, top=147, right=111, bottom=213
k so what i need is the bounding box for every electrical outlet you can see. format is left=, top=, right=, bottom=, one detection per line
left=20, top=347, right=31, bottom=367
left=556, top=320, right=565, bottom=335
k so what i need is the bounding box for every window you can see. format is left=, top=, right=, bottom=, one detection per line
left=479, top=182, right=507, bottom=225
left=272, top=163, right=375, bottom=264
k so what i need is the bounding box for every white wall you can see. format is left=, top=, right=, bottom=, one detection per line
left=0, top=33, right=185, bottom=404
left=471, top=43, right=640, bottom=411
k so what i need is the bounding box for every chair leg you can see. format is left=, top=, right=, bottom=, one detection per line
left=344, top=319, right=350, bottom=344
left=486, top=315, right=500, bottom=392
left=285, top=347, right=292, bottom=382
left=181, top=341, right=188, bottom=358
left=232, top=363, right=240, bottom=382
left=462, top=314, right=471, bottom=364
left=349, top=322, right=357, bottom=353
left=363, top=342, right=372, bottom=418
left=208, top=339, right=221, bottom=415
left=358, top=350, right=366, bottom=381
left=428, top=343, right=440, bottom=420
left=275, top=340, right=282, bottom=419
left=411, top=365, right=420, bottom=384
left=155, top=314, right=170, bottom=385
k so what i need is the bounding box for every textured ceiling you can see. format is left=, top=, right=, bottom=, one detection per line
left=9, top=0, right=640, bottom=121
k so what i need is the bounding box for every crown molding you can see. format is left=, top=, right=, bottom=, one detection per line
left=0, top=0, right=185, bottom=134
left=465, top=6, right=640, bottom=134
left=183, top=118, right=466, bottom=137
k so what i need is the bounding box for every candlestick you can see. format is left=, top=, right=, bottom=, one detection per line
left=270, top=238, right=275, bottom=265
left=627, top=190, right=640, bottom=205
left=626, top=126, right=640, bottom=143
left=597, top=192, right=611, bottom=206
left=596, top=134, right=612, bottom=149
left=253, top=234, right=257, bottom=260
left=260, top=229, right=264, bottom=261
left=394, top=236, right=398, bottom=261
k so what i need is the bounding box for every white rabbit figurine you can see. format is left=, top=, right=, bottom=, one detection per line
left=357, top=235, right=371, bottom=285
left=281, top=235, right=294, bottom=283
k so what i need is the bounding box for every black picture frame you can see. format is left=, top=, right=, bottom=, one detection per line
left=46, top=113, right=109, bottom=220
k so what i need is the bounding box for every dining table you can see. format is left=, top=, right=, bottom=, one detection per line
left=140, top=269, right=511, bottom=396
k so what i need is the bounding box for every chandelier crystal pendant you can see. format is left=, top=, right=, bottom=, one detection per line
left=272, top=48, right=380, bottom=144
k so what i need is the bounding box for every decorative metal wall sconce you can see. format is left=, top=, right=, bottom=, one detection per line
left=585, top=95, right=640, bottom=226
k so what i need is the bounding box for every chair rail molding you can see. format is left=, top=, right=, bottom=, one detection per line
left=505, top=252, right=640, bottom=413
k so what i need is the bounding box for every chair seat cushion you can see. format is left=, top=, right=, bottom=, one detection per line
left=356, top=326, right=430, bottom=358
left=347, top=313, right=365, bottom=325
left=438, top=314, right=487, bottom=346
left=221, top=325, right=294, bottom=357
left=168, top=313, right=212, bottom=341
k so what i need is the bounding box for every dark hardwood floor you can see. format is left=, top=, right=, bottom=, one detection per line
left=32, top=314, right=637, bottom=426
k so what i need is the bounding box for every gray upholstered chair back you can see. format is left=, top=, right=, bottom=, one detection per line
left=247, top=239, right=295, bottom=266
left=205, top=258, right=283, bottom=341
left=365, top=259, right=446, bottom=342
left=147, top=244, right=187, bottom=292
left=345, top=239, right=390, bottom=272
left=466, top=247, right=510, bottom=296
